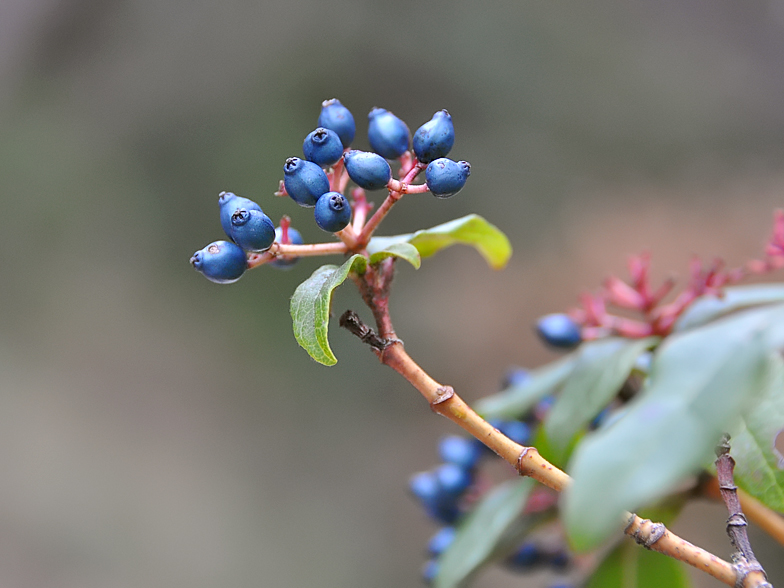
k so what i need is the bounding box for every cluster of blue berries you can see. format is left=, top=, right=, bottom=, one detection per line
left=191, top=99, right=472, bottom=283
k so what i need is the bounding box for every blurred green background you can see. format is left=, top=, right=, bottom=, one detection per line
left=1, top=1, right=782, bottom=586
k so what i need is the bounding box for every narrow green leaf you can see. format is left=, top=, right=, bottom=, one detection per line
left=474, top=354, right=578, bottom=421
left=731, top=353, right=784, bottom=513
left=545, top=337, right=659, bottom=454
left=435, top=478, right=536, bottom=588
left=367, top=241, right=421, bottom=269
left=290, top=255, right=367, bottom=366
left=674, top=283, right=784, bottom=332
left=585, top=541, right=692, bottom=588
left=367, top=214, right=512, bottom=270
left=564, top=305, right=784, bottom=550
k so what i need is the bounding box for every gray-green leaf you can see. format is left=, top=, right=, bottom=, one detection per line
left=674, top=283, right=784, bottom=332
left=367, top=241, right=421, bottom=269
left=585, top=540, right=692, bottom=588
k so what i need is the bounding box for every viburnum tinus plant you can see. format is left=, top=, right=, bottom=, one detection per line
left=191, top=99, right=784, bottom=588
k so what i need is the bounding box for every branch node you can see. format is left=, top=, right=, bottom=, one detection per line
left=733, top=561, right=769, bottom=588
left=430, top=386, right=455, bottom=407
left=645, top=522, right=667, bottom=548
left=624, top=513, right=637, bottom=533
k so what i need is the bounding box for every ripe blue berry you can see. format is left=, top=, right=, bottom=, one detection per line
left=422, top=559, right=439, bottom=585
left=535, top=313, right=582, bottom=349
left=218, top=191, right=262, bottom=240
left=343, top=150, right=392, bottom=190
left=425, top=158, right=471, bottom=198
left=413, top=110, right=455, bottom=164
left=229, top=208, right=276, bottom=252
left=283, top=157, right=330, bottom=208
left=435, top=463, right=472, bottom=498
left=496, top=420, right=530, bottom=446
left=507, top=542, right=541, bottom=569
left=502, top=367, right=531, bottom=389
left=410, top=471, right=440, bottom=505
left=270, top=225, right=304, bottom=270
left=303, top=127, right=344, bottom=167
left=314, top=191, right=351, bottom=232
left=318, top=99, right=355, bottom=148
left=428, top=526, right=457, bottom=556
left=367, top=107, right=410, bottom=159
left=438, top=435, right=482, bottom=471
left=190, top=240, right=247, bottom=284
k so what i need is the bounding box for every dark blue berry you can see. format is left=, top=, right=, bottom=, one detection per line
left=318, top=99, right=355, bottom=148
left=343, top=150, right=392, bottom=190
left=422, top=559, right=439, bottom=585
left=413, top=110, right=455, bottom=164
left=314, top=191, right=351, bottom=232
left=502, top=367, right=531, bottom=389
left=410, top=471, right=440, bottom=505
left=283, top=157, right=330, bottom=207
left=270, top=225, right=304, bottom=270
left=535, top=313, right=582, bottom=349
left=548, top=549, right=571, bottom=571
left=218, top=191, right=262, bottom=240
left=497, top=420, right=530, bottom=446
left=425, top=158, right=471, bottom=198
left=438, top=435, right=482, bottom=471
left=507, top=541, right=541, bottom=569
left=367, top=107, right=410, bottom=159
left=410, top=470, right=461, bottom=524
left=190, top=240, right=247, bottom=284
left=435, top=463, right=472, bottom=498
left=428, top=526, right=456, bottom=556
left=229, top=208, right=276, bottom=252
left=303, top=127, right=344, bottom=167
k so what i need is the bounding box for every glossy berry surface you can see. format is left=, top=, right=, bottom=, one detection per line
left=270, top=225, right=304, bottom=269
left=438, top=435, right=482, bottom=471
left=229, top=208, right=276, bottom=252
left=318, top=99, right=355, bottom=148
left=367, top=107, right=410, bottom=159
left=413, top=110, right=455, bottom=164
left=283, top=157, right=330, bottom=207
left=425, top=158, right=471, bottom=198
left=218, top=191, right=262, bottom=239
left=314, top=191, right=351, bottom=232
left=190, top=240, right=247, bottom=284
left=343, top=150, right=392, bottom=190
left=535, top=313, right=582, bottom=349
left=303, top=127, right=344, bottom=167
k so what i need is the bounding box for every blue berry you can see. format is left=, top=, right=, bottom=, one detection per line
left=343, top=150, right=392, bottom=190
left=502, top=367, right=531, bottom=389
left=422, top=559, right=439, bottom=585
left=190, top=240, right=247, bottom=284
left=507, top=542, right=541, bottom=569
left=496, top=420, right=530, bottom=446
left=410, top=471, right=440, bottom=505
left=548, top=549, right=571, bottom=571
left=438, top=435, right=482, bottom=471
left=435, top=463, right=472, bottom=498
left=318, top=99, right=355, bottom=148
left=409, top=470, right=461, bottom=524
left=270, top=225, right=304, bottom=270
left=367, top=107, right=410, bottom=159
left=314, top=191, right=352, bottom=232
left=428, top=526, right=456, bottom=556
left=413, top=110, right=455, bottom=164
left=229, top=208, right=276, bottom=252
left=535, top=313, right=582, bottom=349
left=283, top=157, right=330, bottom=208
left=303, top=127, right=344, bottom=167
left=218, top=191, right=262, bottom=240
left=425, top=158, right=471, bottom=198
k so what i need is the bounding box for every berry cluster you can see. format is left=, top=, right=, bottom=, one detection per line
left=190, top=99, right=472, bottom=283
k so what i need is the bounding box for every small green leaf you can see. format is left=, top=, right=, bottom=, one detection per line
left=366, top=241, right=421, bottom=269
left=368, top=214, right=512, bottom=270
left=564, top=304, right=784, bottom=551
left=585, top=540, right=692, bottom=588
left=435, top=478, right=536, bottom=588
left=545, top=337, right=659, bottom=454
left=674, top=283, right=784, bottom=332
left=290, top=255, right=367, bottom=366
left=474, top=355, right=577, bottom=420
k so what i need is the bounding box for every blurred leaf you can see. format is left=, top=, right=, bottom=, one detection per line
left=367, top=214, right=512, bottom=270
left=545, top=337, right=659, bottom=454
left=435, top=478, right=536, bottom=588
left=474, top=355, right=577, bottom=420
left=674, top=283, right=784, bottom=332
left=731, top=353, right=784, bottom=513
left=290, top=255, right=367, bottom=366
left=367, top=242, right=421, bottom=269
left=533, top=422, right=582, bottom=471
left=585, top=540, right=691, bottom=588
left=563, top=305, right=784, bottom=551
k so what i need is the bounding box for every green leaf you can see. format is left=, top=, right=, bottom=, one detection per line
left=563, top=304, right=784, bottom=551
left=367, top=214, right=512, bottom=270
left=545, top=337, right=659, bottom=455
left=674, top=283, right=784, bottom=332
left=289, top=255, right=367, bottom=366
left=585, top=540, right=692, bottom=588
left=366, top=241, right=421, bottom=269
left=435, top=478, right=536, bottom=588
left=474, top=355, right=577, bottom=420
left=731, top=352, right=784, bottom=513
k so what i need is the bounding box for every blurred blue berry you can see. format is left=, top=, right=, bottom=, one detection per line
left=283, top=157, right=330, bottom=207
left=318, top=99, right=355, bottom=148
left=270, top=225, right=304, bottom=270
left=303, top=127, right=344, bottom=167
left=425, top=158, right=471, bottom=198
left=435, top=463, right=472, bottom=498
left=507, top=541, right=541, bottom=569
left=422, top=559, right=439, bottom=585
left=413, top=110, right=455, bottom=164
left=549, top=549, right=571, bottom=571
left=190, top=240, right=247, bottom=284
left=410, top=471, right=440, bottom=505
left=439, top=435, right=482, bottom=471
left=314, top=192, right=352, bottom=232
left=497, top=420, right=530, bottom=445
left=229, top=208, right=276, bottom=252
left=218, top=191, right=262, bottom=240
left=502, top=367, right=531, bottom=389
left=368, top=107, right=410, bottom=159
left=428, top=526, right=457, bottom=556
left=343, top=150, right=392, bottom=190
left=536, top=313, right=582, bottom=349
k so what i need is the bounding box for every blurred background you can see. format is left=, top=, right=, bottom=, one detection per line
left=0, top=1, right=782, bottom=586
